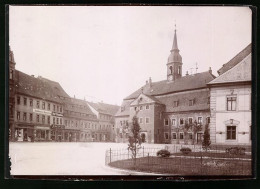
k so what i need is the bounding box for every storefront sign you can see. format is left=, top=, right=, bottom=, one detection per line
left=52, top=112, right=63, bottom=117
left=34, top=126, right=50, bottom=130
left=33, top=109, right=52, bottom=115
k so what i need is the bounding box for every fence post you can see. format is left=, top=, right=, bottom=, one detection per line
left=143, top=146, right=144, bottom=157
left=110, top=148, right=112, bottom=163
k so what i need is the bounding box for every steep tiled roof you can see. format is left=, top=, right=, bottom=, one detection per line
left=157, top=90, right=210, bottom=112
left=124, top=71, right=215, bottom=100
left=217, top=44, right=251, bottom=75
left=15, top=70, right=69, bottom=103
left=88, top=102, right=120, bottom=116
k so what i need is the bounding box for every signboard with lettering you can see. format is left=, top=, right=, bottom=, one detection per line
left=52, top=112, right=63, bottom=117
left=33, top=109, right=52, bottom=115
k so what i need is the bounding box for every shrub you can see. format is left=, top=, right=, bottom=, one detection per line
left=225, top=147, right=246, bottom=155
left=157, top=149, right=171, bottom=157
left=180, top=147, right=192, bottom=154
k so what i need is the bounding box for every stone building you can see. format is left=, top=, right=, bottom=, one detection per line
left=208, top=44, right=251, bottom=146
left=115, top=28, right=215, bottom=144
left=9, top=48, right=119, bottom=142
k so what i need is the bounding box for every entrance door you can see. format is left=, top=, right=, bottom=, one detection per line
left=141, top=133, right=146, bottom=143
left=197, top=133, right=203, bottom=144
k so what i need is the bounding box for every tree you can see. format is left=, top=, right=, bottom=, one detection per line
left=202, top=123, right=211, bottom=152
left=192, top=120, right=202, bottom=145
left=128, top=116, right=142, bottom=167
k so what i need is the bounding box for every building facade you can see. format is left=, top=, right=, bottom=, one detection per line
left=9, top=48, right=119, bottom=142
left=115, top=28, right=215, bottom=144
left=208, top=44, right=251, bottom=146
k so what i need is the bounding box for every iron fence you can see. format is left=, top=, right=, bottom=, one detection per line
left=105, top=145, right=252, bottom=175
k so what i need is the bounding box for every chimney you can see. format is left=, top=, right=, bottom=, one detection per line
left=149, top=77, right=152, bottom=88
left=209, top=67, right=212, bottom=74
left=186, top=71, right=189, bottom=76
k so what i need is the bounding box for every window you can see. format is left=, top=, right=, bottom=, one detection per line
left=57, top=118, right=59, bottom=125
left=178, top=66, right=181, bottom=74
left=24, top=98, right=27, bottom=106
left=173, top=101, right=178, bottom=107
left=30, top=99, right=33, bottom=107
left=60, top=118, right=62, bottom=125
left=140, top=106, right=143, bottom=111
left=188, top=133, right=193, bottom=139
left=179, top=132, right=184, bottom=139
left=164, top=119, right=169, bottom=126
left=206, top=117, right=210, bottom=124
left=23, top=112, right=27, bottom=121
left=42, top=115, right=45, bottom=123
left=37, top=115, right=39, bottom=122
left=17, top=96, right=20, bottom=105
left=146, top=105, right=149, bottom=110
left=134, top=107, right=138, bottom=111
left=29, top=113, right=33, bottom=121
left=17, top=111, right=20, bottom=120
left=189, top=99, right=195, bottom=106
left=169, top=66, right=173, bottom=74
left=53, top=105, right=56, bottom=112
left=172, top=133, right=177, bottom=139
left=47, top=103, right=50, bottom=110
left=227, top=126, right=236, bottom=140
left=57, top=106, right=59, bottom=112
left=164, top=132, right=169, bottom=140
left=36, top=101, right=40, bottom=108
left=145, top=117, right=150, bottom=124
left=60, top=107, right=62, bottom=112
left=139, top=117, right=143, bottom=124
left=47, top=116, right=50, bottom=124
left=42, top=102, right=45, bottom=109
left=10, top=69, right=14, bottom=80
left=198, top=117, right=202, bottom=124
left=227, top=96, right=237, bottom=111
left=180, top=118, right=184, bottom=125
left=172, top=119, right=176, bottom=126
left=53, top=117, right=55, bottom=124
left=188, top=118, right=193, bottom=124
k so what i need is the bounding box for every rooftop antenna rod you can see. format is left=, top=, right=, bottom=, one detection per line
left=195, top=62, right=198, bottom=74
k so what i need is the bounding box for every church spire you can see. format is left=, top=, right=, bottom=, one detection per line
left=171, top=24, right=179, bottom=51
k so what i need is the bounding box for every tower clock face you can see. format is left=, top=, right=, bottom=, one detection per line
left=168, top=75, right=173, bottom=81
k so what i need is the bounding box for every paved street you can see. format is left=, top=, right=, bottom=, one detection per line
left=9, top=142, right=165, bottom=175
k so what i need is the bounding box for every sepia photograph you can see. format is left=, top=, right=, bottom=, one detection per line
left=7, top=5, right=254, bottom=179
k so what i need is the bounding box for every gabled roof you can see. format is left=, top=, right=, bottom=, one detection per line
left=15, top=70, right=69, bottom=103
left=208, top=53, right=251, bottom=85
left=217, top=44, right=251, bottom=75
left=124, top=71, right=215, bottom=100
left=130, top=93, right=163, bottom=106
left=88, top=102, right=120, bottom=116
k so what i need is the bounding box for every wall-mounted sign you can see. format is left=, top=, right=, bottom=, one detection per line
left=33, top=109, right=52, bottom=115
left=52, top=112, right=63, bottom=117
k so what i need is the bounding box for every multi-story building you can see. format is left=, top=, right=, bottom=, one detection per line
left=9, top=48, right=119, bottom=142
left=115, top=28, right=215, bottom=144
left=208, top=44, right=251, bottom=146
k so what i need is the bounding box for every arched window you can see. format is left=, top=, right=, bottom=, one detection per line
left=169, top=66, right=173, bottom=74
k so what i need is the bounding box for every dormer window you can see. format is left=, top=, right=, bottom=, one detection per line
left=173, top=100, right=178, bottom=107
left=189, top=99, right=195, bottom=106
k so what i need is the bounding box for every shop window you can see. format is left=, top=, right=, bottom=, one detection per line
left=227, top=96, right=237, bottom=111
left=24, top=98, right=27, bottom=106
left=227, top=126, right=236, bottom=140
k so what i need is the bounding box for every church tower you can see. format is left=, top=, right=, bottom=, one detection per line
left=167, top=26, right=182, bottom=81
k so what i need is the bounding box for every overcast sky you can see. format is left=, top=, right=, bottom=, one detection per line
left=9, top=6, right=252, bottom=105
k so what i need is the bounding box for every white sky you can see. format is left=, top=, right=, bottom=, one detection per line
left=9, top=6, right=252, bottom=105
